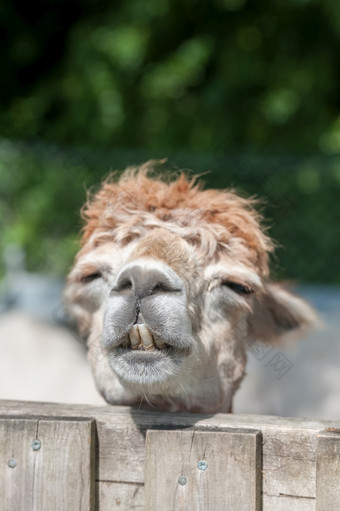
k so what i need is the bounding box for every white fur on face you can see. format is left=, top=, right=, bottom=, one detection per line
left=66, top=237, right=266, bottom=413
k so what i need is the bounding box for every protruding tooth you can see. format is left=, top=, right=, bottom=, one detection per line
left=129, top=325, right=141, bottom=349
left=138, top=324, right=154, bottom=350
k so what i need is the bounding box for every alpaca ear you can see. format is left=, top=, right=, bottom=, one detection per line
left=248, top=283, right=319, bottom=343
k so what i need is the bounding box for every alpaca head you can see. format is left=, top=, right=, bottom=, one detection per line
left=65, top=163, right=317, bottom=413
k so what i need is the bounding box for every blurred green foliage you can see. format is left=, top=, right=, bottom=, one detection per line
left=1, top=0, right=340, bottom=282
left=1, top=0, right=340, bottom=153
left=0, top=140, right=339, bottom=283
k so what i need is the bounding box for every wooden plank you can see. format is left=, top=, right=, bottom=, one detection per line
left=262, top=430, right=317, bottom=498
left=89, top=412, right=324, bottom=500
left=0, top=417, right=95, bottom=511
left=96, top=481, right=144, bottom=510
left=263, top=494, right=315, bottom=511
left=316, top=430, right=340, bottom=510
left=1, top=400, right=337, bottom=432
left=145, top=428, right=261, bottom=511
left=1, top=400, right=340, bottom=503
left=0, top=418, right=37, bottom=510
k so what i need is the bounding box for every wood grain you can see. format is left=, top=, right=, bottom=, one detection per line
left=145, top=428, right=261, bottom=511
left=0, top=416, right=95, bottom=511
left=262, top=494, right=315, bottom=511
left=1, top=400, right=340, bottom=510
left=96, top=481, right=144, bottom=511
left=316, top=430, right=340, bottom=511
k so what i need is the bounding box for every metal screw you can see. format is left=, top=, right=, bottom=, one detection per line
left=8, top=458, right=17, bottom=468
left=197, top=460, right=208, bottom=471
left=178, top=475, right=187, bottom=486
left=31, top=439, right=41, bottom=451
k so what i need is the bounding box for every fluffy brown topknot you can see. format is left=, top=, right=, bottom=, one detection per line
left=80, top=161, right=274, bottom=276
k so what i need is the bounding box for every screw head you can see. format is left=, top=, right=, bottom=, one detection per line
left=197, top=460, right=208, bottom=471
left=178, top=475, right=187, bottom=486
left=32, top=439, right=41, bottom=451
left=8, top=458, right=17, bottom=468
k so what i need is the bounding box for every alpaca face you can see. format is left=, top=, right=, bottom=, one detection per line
left=65, top=166, right=317, bottom=413
left=66, top=230, right=260, bottom=412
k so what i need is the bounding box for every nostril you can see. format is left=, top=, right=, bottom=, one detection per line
left=112, top=279, right=133, bottom=293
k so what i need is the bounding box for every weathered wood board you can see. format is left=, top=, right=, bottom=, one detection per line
left=0, top=416, right=95, bottom=511
left=96, top=481, right=144, bottom=511
left=145, top=428, right=261, bottom=511
left=316, top=430, right=340, bottom=511
left=0, top=400, right=339, bottom=510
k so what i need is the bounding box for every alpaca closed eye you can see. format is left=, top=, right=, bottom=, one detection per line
left=81, top=272, right=102, bottom=284
left=222, top=281, right=254, bottom=295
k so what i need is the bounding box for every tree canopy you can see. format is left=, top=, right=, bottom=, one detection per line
left=1, top=0, right=340, bottom=154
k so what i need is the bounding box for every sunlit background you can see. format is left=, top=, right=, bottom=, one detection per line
left=0, top=0, right=339, bottom=418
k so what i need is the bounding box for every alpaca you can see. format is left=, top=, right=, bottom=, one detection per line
left=65, top=162, right=317, bottom=413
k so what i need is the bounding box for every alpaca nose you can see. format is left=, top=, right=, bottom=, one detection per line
left=112, top=264, right=181, bottom=298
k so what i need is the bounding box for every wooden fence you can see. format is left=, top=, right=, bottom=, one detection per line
left=0, top=400, right=339, bottom=510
